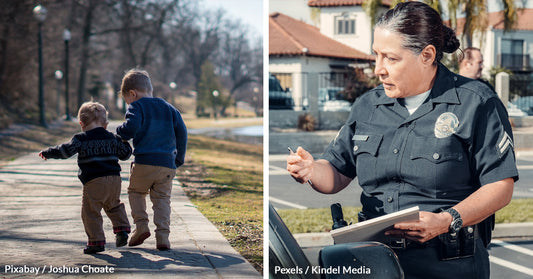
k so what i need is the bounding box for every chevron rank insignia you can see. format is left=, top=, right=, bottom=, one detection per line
left=497, top=130, right=514, bottom=157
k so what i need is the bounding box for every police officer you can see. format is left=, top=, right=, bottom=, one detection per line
left=287, top=2, right=518, bottom=279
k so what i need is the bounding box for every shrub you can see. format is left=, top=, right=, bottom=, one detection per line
left=298, top=113, right=316, bottom=131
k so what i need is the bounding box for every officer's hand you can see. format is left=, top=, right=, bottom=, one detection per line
left=287, top=147, right=314, bottom=184
left=385, top=211, right=451, bottom=243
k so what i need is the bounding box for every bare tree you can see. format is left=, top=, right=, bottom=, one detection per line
left=215, top=19, right=257, bottom=115
left=178, top=8, right=224, bottom=115
left=0, top=0, right=261, bottom=126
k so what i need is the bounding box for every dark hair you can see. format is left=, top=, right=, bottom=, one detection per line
left=120, top=69, right=153, bottom=96
left=458, top=47, right=481, bottom=63
left=375, top=1, right=460, bottom=64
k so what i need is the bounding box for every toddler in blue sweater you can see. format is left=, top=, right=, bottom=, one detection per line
left=117, top=69, right=187, bottom=250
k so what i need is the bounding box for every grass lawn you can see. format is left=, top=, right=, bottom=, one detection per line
left=277, top=199, right=533, bottom=234
left=183, top=115, right=263, bottom=129
left=176, top=134, right=263, bottom=272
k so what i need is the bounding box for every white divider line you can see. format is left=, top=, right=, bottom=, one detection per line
left=270, top=165, right=288, bottom=175
left=489, top=256, right=533, bottom=276
left=517, top=165, right=533, bottom=170
left=491, top=239, right=533, bottom=257
left=269, top=154, right=288, bottom=162
left=269, top=196, right=308, bottom=209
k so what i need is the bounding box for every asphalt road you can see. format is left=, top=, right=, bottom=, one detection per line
left=269, top=152, right=533, bottom=210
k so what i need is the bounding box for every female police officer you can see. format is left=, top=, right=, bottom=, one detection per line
left=287, top=2, right=518, bottom=278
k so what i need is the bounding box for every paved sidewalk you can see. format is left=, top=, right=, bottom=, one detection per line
left=0, top=151, right=261, bottom=278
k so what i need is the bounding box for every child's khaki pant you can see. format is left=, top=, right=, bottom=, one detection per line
left=82, top=176, right=130, bottom=245
left=128, top=163, right=175, bottom=243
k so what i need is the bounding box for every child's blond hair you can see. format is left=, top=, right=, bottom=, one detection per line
left=120, top=69, right=153, bottom=96
left=78, top=102, right=108, bottom=126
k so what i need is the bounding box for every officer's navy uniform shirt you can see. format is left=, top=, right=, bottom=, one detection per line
left=322, top=63, right=519, bottom=218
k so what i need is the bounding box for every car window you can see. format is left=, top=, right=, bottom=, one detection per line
left=269, top=76, right=285, bottom=92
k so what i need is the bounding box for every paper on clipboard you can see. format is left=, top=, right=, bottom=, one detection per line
left=330, top=206, right=420, bottom=244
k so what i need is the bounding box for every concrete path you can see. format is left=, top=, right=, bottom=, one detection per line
left=0, top=151, right=260, bottom=278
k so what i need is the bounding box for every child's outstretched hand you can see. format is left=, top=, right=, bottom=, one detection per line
left=39, top=151, right=47, bottom=160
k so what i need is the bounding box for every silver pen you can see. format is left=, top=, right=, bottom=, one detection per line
left=288, top=147, right=314, bottom=186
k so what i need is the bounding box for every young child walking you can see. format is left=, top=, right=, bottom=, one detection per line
left=39, top=102, right=132, bottom=254
left=117, top=69, right=187, bottom=250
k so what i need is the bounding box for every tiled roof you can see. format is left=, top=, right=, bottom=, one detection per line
left=453, top=9, right=533, bottom=34
left=308, top=0, right=392, bottom=7
left=269, top=12, right=375, bottom=61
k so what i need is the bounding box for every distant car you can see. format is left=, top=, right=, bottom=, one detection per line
left=319, top=87, right=344, bottom=104
left=511, top=96, right=533, bottom=116
left=269, top=75, right=294, bottom=110
left=319, top=87, right=352, bottom=111
left=507, top=102, right=528, bottom=117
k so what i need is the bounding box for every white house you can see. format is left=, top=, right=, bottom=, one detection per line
left=269, top=12, right=374, bottom=110
left=307, top=0, right=392, bottom=54
left=459, top=8, right=533, bottom=76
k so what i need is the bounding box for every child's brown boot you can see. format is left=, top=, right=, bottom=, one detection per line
left=128, top=227, right=150, bottom=246
left=156, top=234, right=170, bottom=251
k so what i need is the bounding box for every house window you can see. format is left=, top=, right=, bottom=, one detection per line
left=335, top=14, right=356, bottom=35
left=502, top=39, right=523, bottom=55
left=500, top=39, right=528, bottom=70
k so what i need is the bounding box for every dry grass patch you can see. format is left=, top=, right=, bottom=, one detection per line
left=0, top=121, right=79, bottom=166
left=176, top=134, right=263, bottom=272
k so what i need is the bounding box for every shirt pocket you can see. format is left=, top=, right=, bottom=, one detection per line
left=410, top=136, right=464, bottom=163
left=353, top=133, right=383, bottom=186
left=408, top=136, right=470, bottom=198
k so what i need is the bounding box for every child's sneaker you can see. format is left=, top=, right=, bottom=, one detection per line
left=83, top=245, right=105, bottom=254
left=116, top=231, right=128, bottom=247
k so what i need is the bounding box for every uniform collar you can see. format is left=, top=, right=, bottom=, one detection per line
left=372, top=63, right=460, bottom=106
left=429, top=63, right=461, bottom=105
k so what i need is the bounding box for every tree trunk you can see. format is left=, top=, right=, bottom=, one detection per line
left=77, top=2, right=95, bottom=110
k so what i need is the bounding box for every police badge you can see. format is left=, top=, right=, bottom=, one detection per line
left=434, top=112, right=459, bottom=138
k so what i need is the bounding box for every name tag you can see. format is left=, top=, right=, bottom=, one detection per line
left=352, top=135, right=369, bottom=141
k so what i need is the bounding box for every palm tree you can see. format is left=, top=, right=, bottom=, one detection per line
left=362, top=0, right=403, bottom=28
left=450, top=0, right=517, bottom=47
left=362, top=0, right=382, bottom=28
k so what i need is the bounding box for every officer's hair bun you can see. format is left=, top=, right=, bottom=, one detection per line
left=442, top=25, right=460, bottom=54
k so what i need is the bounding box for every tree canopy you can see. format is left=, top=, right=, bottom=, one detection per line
left=0, top=0, right=263, bottom=127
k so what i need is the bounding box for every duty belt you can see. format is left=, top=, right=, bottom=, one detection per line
left=386, top=224, right=479, bottom=250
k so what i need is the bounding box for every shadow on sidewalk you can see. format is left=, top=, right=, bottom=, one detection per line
left=1, top=231, right=247, bottom=272
left=91, top=248, right=247, bottom=271
left=91, top=249, right=202, bottom=272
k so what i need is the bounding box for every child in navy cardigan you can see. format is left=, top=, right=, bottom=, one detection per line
left=117, top=69, right=187, bottom=250
left=40, top=102, right=132, bottom=254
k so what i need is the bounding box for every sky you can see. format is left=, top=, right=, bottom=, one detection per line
left=269, top=0, right=311, bottom=23
left=202, top=0, right=263, bottom=38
